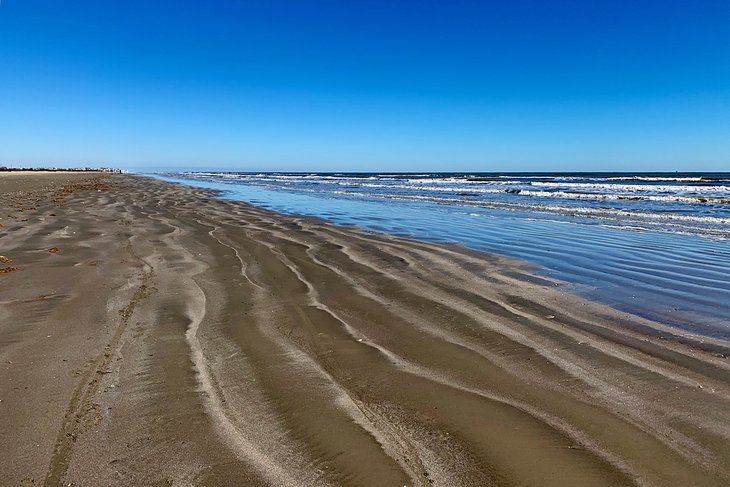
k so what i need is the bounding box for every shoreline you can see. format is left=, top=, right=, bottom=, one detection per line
left=151, top=172, right=730, bottom=340
left=1, top=173, right=729, bottom=486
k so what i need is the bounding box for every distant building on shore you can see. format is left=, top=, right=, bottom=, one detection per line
left=0, top=166, right=123, bottom=173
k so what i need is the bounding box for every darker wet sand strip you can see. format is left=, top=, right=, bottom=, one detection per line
left=1, top=173, right=729, bottom=486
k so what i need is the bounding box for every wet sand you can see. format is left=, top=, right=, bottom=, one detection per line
left=1, top=173, right=729, bottom=486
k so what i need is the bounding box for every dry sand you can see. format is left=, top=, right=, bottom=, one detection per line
left=1, top=172, right=729, bottom=486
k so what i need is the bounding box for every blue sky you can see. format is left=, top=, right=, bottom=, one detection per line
left=1, top=0, right=728, bottom=172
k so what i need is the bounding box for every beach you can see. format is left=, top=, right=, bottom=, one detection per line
left=1, top=172, right=729, bottom=486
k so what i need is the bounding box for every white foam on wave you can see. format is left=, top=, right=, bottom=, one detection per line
left=517, top=189, right=730, bottom=205
left=529, top=181, right=729, bottom=194
left=604, top=176, right=708, bottom=182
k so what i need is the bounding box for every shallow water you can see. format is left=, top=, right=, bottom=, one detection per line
left=150, top=172, right=730, bottom=339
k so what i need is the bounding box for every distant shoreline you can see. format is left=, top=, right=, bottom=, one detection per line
left=0, top=167, right=122, bottom=173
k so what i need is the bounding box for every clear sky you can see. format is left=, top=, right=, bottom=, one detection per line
left=1, top=0, right=729, bottom=172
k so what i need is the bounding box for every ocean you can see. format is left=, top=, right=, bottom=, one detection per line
left=151, top=171, right=730, bottom=339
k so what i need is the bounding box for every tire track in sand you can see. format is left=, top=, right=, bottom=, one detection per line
left=43, top=246, right=153, bottom=487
